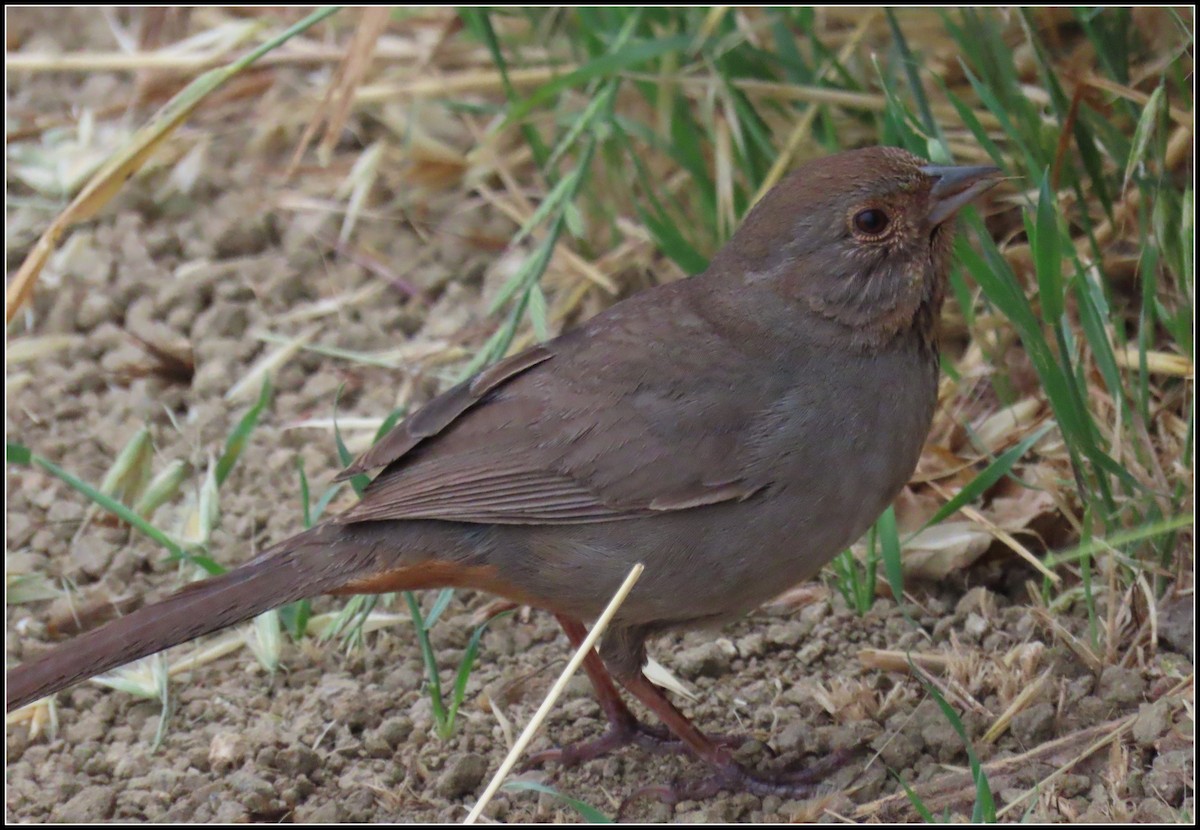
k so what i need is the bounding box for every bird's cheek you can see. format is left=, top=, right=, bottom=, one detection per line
left=903, top=263, right=924, bottom=291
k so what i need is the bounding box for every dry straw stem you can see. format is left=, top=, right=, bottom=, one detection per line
left=4, top=335, right=82, bottom=364
left=4, top=697, right=57, bottom=740
left=354, top=66, right=561, bottom=103
left=656, top=74, right=1003, bottom=132
left=462, top=110, right=622, bottom=314
left=1112, top=345, right=1193, bottom=378
left=980, top=667, right=1052, bottom=744
left=1077, top=71, right=1194, bottom=127
left=1119, top=572, right=1160, bottom=669
left=464, top=563, right=645, bottom=824
left=225, top=326, right=319, bottom=402
left=858, top=648, right=950, bottom=674
left=288, top=7, right=392, bottom=176
left=4, top=27, right=495, bottom=75
left=1032, top=607, right=1104, bottom=674
left=6, top=72, right=278, bottom=143
left=474, top=183, right=619, bottom=295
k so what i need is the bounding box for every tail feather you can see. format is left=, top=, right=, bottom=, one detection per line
left=7, top=526, right=351, bottom=711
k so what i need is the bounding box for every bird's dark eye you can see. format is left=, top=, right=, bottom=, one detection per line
left=853, top=208, right=889, bottom=235
left=854, top=208, right=889, bottom=234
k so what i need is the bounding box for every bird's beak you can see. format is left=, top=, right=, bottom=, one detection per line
left=921, top=164, right=1003, bottom=226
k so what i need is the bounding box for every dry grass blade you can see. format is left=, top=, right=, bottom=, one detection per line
left=354, top=66, right=563, bottom=103
left=1073, top=71, right=1194, bottom=127
left=992, top=714, right=1138, bottom=819
left=981, top=668, right=1052, bottom=744
left=475, top=183, right=618, bottom=294
left=5, top=29, right=464, bottom=73
left=304, top=610, right=411, bottom=638
left=224, top=326, right=318, bottom=403
left=1032, top=608, right=1104, bottom=673
left=4, top=698, right=58, bottom=740
left=288, top=7, right=392, bottom=175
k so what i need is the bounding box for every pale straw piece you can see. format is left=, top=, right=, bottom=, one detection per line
left=464, top=563, right=645, bottom=824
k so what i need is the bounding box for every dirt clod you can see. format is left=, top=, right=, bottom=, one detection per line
left=437, top=752, right=489, bottom=799
left=376, top=715, right=414, bottom=748
left=276, top=745, right=322, bottom=778
left=1132, top=699, right=1172, bottom=748
left=674, top=640, right=735, bottom=679
left=209, top=731, right=247, bottom=771
left=294, top=800, right=345, bottom=823
left=1098, top=666, right=1148, bottom=707
left=1010, top=701, right=1056, bottom=746
left=1145, top=749, right=1192, bottom=806
left=53, top=786, right=116, bottom=823
left=1157, top=595, right=1195, bottom=659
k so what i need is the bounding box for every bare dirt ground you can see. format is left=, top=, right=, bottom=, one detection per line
left=6, top=8, right=1193, bottom=823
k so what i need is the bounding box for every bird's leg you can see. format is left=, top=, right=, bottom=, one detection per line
left=524, top=614, right=668, bottom=768
left=526, top=615, right=741, bottom=768
left=614, top=670, right=856, bottom=808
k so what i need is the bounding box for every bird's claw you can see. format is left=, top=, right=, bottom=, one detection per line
left=524, top=718, right=752, bottom=771
left=617, top=747, right=857, bottom=818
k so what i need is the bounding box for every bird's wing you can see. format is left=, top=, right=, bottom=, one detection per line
left=335, top=315, right=771, bottom=526
left=335, top=345, right=554, bottom=482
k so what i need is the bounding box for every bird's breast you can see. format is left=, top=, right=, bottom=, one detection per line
left=749, top=339, right=937, bottom=573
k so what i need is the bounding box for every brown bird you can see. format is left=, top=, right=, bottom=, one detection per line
left=7, top=147, right=999, bottom=796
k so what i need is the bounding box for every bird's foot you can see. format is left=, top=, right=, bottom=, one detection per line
left=525, top=716, right=751, bottom=770
left=618, top=747, right=856, bottom=816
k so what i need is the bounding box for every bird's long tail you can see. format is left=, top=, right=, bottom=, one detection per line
left=7, top=525, right=364, bottom=711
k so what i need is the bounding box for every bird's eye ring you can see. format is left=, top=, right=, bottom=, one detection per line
left=852, top=208, right=890, bottom=236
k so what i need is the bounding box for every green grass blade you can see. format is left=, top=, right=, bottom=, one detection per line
left=405, top=591, right=449, bottom=736
left=423, top=588, right=456, bottom=630
left=332, top=387, right=370, bottom=497
left=458, top=8, right=549, bottom=167
left=311, top=483, right=344, bottom=525
left=296, top=456, right=312, bottom=529
left=895, top=773, right=939, bottom=822
left=885, top=9, right=944, bottom=152
left=915, top=423, right=1053, bottom=535
left=216, top=378, right=272, bottom=487
left=373, top=405, right=409, bottom=445
left=132, top=458, right=189, bottom=520
left=878, top=506, right=906, bottom=614
left=1030, top=172, right=1064, bottom=324
left=447, top=611, right=513, bottom=734
left=8, top=441, right=221, bottom=574
left=502, top=781, right=613, bottom=823
left=910, top=659, right=996, bottom=822
left=1043, top=514, right=1194, bottom=569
